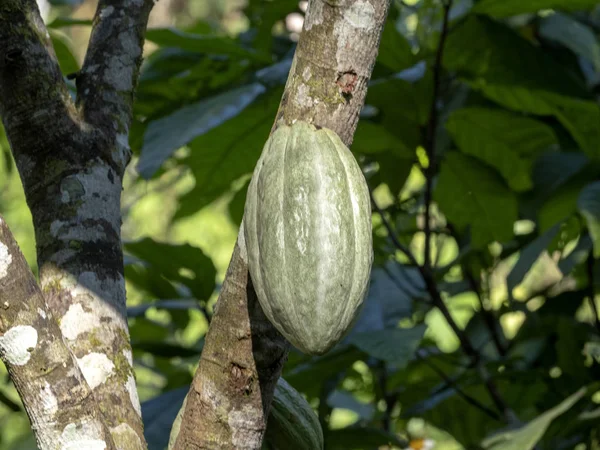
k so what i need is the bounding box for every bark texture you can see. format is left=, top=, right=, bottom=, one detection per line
left=0, top=0, right=154, bottom=447
left=173, top=0, right=390, bottom=448
left=0, top=216, right=116, bottom=450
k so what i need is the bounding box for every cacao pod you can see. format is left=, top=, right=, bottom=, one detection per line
left=263, top=377, right=324, bottom=450
left=244, top=121, right=373, bottom=355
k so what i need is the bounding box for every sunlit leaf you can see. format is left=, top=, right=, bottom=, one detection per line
left=125, top=238, right=216, bottom=301
left=434, top=152, right=518, bottom=247
left=138, top=83, right=267, bottom=178
left=349, top=325, right=426, bottom=368
left=481, top=388, right=586, bottom=450
left=175, top=88, right=282, bottom=218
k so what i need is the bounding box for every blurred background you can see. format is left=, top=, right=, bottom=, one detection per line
left=2, top=0, right=600, bottom=449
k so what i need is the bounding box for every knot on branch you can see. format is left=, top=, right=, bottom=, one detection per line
left=337, top=70, right=358, bottom=101
left=0, top=48, right=23, bottom=69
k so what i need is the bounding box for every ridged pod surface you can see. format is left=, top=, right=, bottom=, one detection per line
left=244, top=121, right=373, bottom=355
left=263, top=378, right=324, bottom=450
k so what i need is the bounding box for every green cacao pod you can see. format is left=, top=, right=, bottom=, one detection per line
left=263, top=378, right=324, bottom=450
left=244, top=121, right=373, bottom=355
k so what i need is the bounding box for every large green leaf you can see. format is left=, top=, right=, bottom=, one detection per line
left=444, top=16, right=586, bottom=98
left=145, top=27, right=270, bottom=62
left=473, top=0, right=600, bottom=18
left=481, top=388, right=586, bottom=450
left=49, top=30, right=79, bottom=75
left=366, top=69, right=432, bottom=126
left=447, top=108, right=557, bottom=191
left=578, top=181, right=600, bottom=257
left=352, top=121, right=414, bottom=157
left=375, top=19, right=417, bottom=73
left=175, top=88, right=282, bottom=218
left=444, top=16, right=600, bottom=159
left=478, top=90, right=600, bottom=160
left=540, top=13, right=600, bottom=72
left=434, top=152, right=518, bottom=247
left=283, top=346, right=365, bottom=397
left=124, top=238, right=216, bottom=301
left=137, top=83, right=267, bottom=178
left=348, top=325, right=425, bottom=368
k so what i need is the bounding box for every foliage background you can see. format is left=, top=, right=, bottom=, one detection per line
left=1, top=0, right=600, bottom=449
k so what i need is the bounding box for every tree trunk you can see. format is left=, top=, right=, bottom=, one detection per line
left=0, top=0, right=155, bottom=447
left=172, top=1, right=391, bottom=448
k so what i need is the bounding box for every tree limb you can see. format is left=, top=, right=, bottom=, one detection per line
left=0, top=215, right=116, bottom=450
left=0, top=0, right=155, bottom=446
left=173, top=1, right=391, bottom=448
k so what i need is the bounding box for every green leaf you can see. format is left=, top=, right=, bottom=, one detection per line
left=145, top=27, right=271, bottom=62
left=481, top=388, right=586, bottom=450
left=434, top=152, right=518, bottom=247
left=348, top=326, right=425, bottom=368
left=366, top=70, right=432, bottom=126
left=49, top=30, right=79, bottom=75
left=540, top=13, right=600, bottom=72
left=506, top=223, right=562, bottom=298
left=352, top=121, right=414, bottom=157
left=376, top=19, right=416, bottom=73
left=373, top=152, right=413, bottom=196
left=473, top=0, right=600, bottom=18
left=538, top=176, right=589, bottom=232
left=175, top=88, right=282, bottom=218
left=578, top=181, right=600, bottom=257
left=447, top=108, right=557, bottom=191
left=137, top=83, right=266, bottom=178
left=444, top=16, right=586, bottom=98
left=444, top=17, right=600, bottom=158
left=284, top=346, right=365, bottom=397
left=47, top=17, right=93, bottom=28
left=531, top=152, right=588, bottom=204
left=124, top=238, right=216, bottom=301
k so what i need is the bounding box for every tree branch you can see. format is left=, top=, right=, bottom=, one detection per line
left=173, top=1, right=391, bottom=448
left=77, top=0, right=154, bottom=135
left=0, top=215, right=116, bottom=450
left=415, top=350, right=501, bottom=422
left=0, top=0, right=155, bottom=446
left=422, top=0, right=451, bottom=273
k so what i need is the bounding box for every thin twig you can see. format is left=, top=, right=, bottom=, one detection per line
left=422, top=0, right=452, bottom=272
left=586, top=251, right=600, bottom=334
left=370, top=191, right=420, bottom=267
left=416, top=350, right=501, bottom=421
left=377, top=362, right=396, bottom=432
left=417, top=0, right=517, bottom=424
left=447, top=223, right=507, bottom=357
left=478, top=365, right=519, bottom=424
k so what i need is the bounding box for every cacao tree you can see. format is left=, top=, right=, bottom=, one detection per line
left=1, top=0, right=600, bottom=450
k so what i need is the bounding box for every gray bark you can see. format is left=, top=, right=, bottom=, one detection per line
left=0, top=216, right=116, bottom=450
left=0, top=0, right=155, bottom=447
